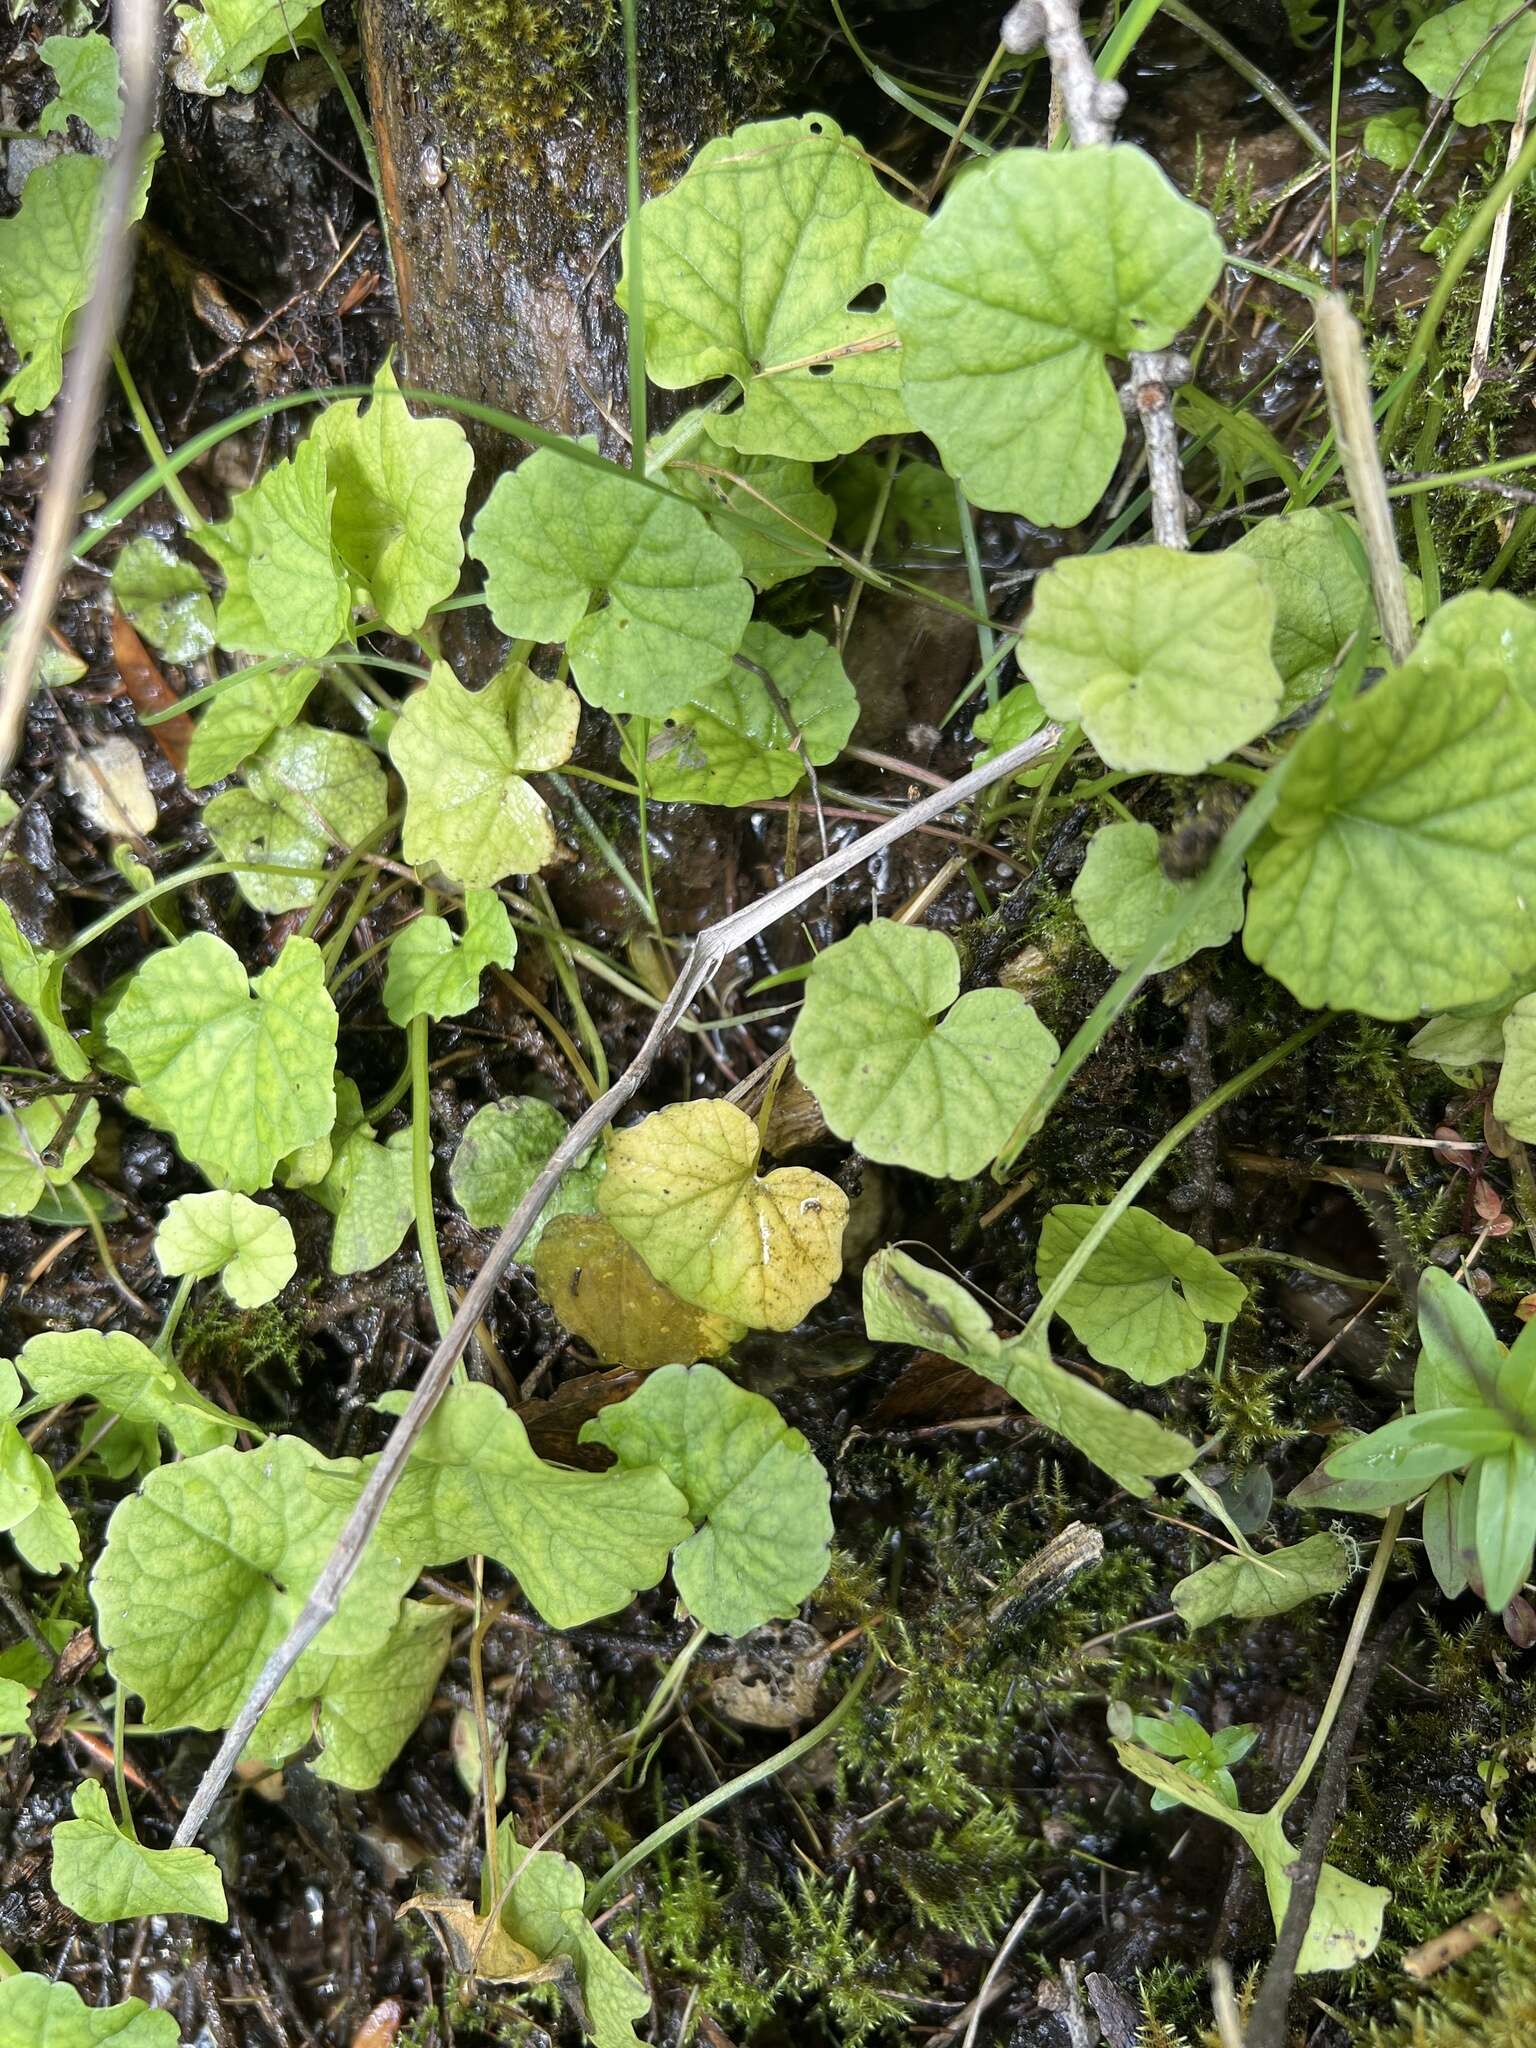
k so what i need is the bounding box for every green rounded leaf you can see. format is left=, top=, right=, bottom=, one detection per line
left=1020, top=547, right=1281, bottom=773
left=51, top=1779, right=227, bottom=1924
left=599, top=1100, right=847, bottom=1331
left=111, top=538, right=215, bottom=664
left=205, top=437, right=351, bottom=659
left=1231, top=510, right=1384, bottom=715
left=1406, top=0, right=1536, bottom=124
left=489, top=1833, right=651, bottom=2048
left=469, top=448, right=752, bottom=716
left=668, top=431, right=835, bottom=588
left=106, top=932, right=338, bottom=1193
left=0, top=1976, right=179, bottom=2048
left=0, top=904, right=87, bottom=1080
left=389, top=659, right=577, bottom=887
left=1172, top=1530, right=1354, bottom=1630
left=635, top=622, right=858, bottom=806
left=448, top=1095, right=603, bottom=1250
left=383, top=889, right=517, bottom=1026
left=1495, top=993, right=1536, bottom=1140
left=38, top=32, right=123, bottom=139
left=582, top=1363, right=833, bottom=1637
left=791, top=919, right=1058, bottom=1177
left=1072, top=819, right=1245, bottom=972
left=307, top=359, right=474, bottom=634
left=16, top=1328, right=237, bottom=1463
left=155, top=1190, right=297, bottom=1308
left=329, top=1130, right=414, bottom=1277
left=1244, top=593, right=1536, bottom=1018
left=1036, top=1204, right=1245, bottom=1384
left=0, top=1094, right=99, bottom=1218
left=204, top=722, right=389, bottom=914
left=183, top=661, right=319, bottom=788
left=892, top=145, right=1223, bottom=526
left=626, top=113, right=922, bottom=461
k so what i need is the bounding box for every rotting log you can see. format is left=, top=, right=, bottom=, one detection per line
left=356, top=0, right=777, bottom=457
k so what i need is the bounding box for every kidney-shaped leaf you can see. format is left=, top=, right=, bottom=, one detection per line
left=1036, top=1204, right=1245, bottom=1384
left=390, top=659, right=578, bottom=887
left=1231, top=509, right=1380, bottom=714
left=17, top=1328, right=236, bottom=1464
left=892, top=145, right=1223, bottom=527
left=0, top=1976, right=179, bottom=2048
left=599, top=1100, right=847, bottom=1330
left=470, top=448, right=751, bottom=716
left=1020, top=547, right=1280, bottom=773
left=204, top=438, right=351, bottom=660
left=490, top=1832, right=651, bottom=2048
left=107, top=932, right=338, bottom=1193
left=448, top=1095, right=602, bottom=1251
left=0, top=1095, right=99, bottom=1219
left=582, top=1363, right=832, bottom=1637
left=110, top=538, right=215, bottom=664
left=1407, top=0, right=1536, bottom=125
left=626, top=114, right=922, bottom=462
left=51, top=1778, right=227, bottom=1924
left=1244, top=593, right=1536, bottom=1018
left=383, top=890, right=517, bottom=1026
left=792, top=920, right=1058, bottom=1177
left=1072, top=819, right=1245, bottom=972
left=204, top=722, right=389, bottom=914
left=155, top=1190, right=296, bottom=1309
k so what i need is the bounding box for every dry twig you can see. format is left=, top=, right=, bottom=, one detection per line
left=1465, top=30, right=1536, bottom=407
left=1314, top=294, right=1416, bottom=667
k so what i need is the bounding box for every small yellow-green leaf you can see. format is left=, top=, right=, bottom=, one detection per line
left=1036, top=1205, right=1245, bottom=1384
left=110, top=538, right=215, bottom=664
left=599, top=1100, right=847, bottom=1331
left=470, top=449, right=752, bottom=716
left=204, top=722, right=389, bottom=914
left=532, top=1213, right=744, bottom=1365
left=791, top=920, right=1058, bottom=1178
left=15, top=1329, right=236, bottom=1461
left=448, top=1095, right=602, bottom=1250
left=184, top=662, right=319, bottom=788
left=582, top=1364, right=833, bottom=1637
left=204, top=439, right=351, bottom=660
left=487, top=1827, right=651, bottom=2048
left=667, top=429, right=834, bottom=588
left=390, top=659, right=577, bottom=887
left=51, top=1778, right=227, bottom=1924
left=1172, top=1531, right=1354, bottom=1630
left=1072, top=819, right=1244, bottom=972
left=38, top=33, right=123, bottom=140
left=0, top=1095, right=99, bottom=1218
left=155, top=1190, right=296, bottom=1308
left=1020, top=548, right=1280, bottom=773
left=0, top=1975, right=179, bottom=2047
left=383, top=889, right=516, bottom=1026
left=1407, top=0, right=1536, bottom=124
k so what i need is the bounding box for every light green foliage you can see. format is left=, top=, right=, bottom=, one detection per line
left=581, top=1364, right=832, bottom=1637
left=38, top=33, right=122, bottom=140
left=489, top=1827, right=651, bottom=2048
left=1071, top=819, right=1244, bottom=972
left=1309, top=1267, right=1536, bottom=1609
left=1406, top=0, right=1536, bottom=124
left=1035, top=1204, right=1245, bottom=1385
left=1172, top=1530, right=1353, bottom=1629
left=1244, top=593, right=1536, bottom=1018
left=1416, top=995, right=1517, bottom=1067
left=0, top=1975, right=179, bottom=2047
left=383, top=889, right=517, bottom=1025
left=599, top=1100, right=847, bottom=1331
left=92, top=1435, right=419, bottom=1736
left=1020, top=547, right=1280, bottom=772
left=1363, top=107, right=1425, bottom=170
left=1177, top=385, right=1298, bottom=505
left=626, top=114, right=922, bottom=461
left=51, top=1779, right=227, bottom=1924
left=861, top=1247, right=1195, bottom=1493
left=204, top=439, right=351, bottom=660
left=248, top=1598, right=452, bottom=1789
left=827, top=452, right=963, bottom=557
left=892, top=146, right=1223, bottom=526
left=636, top=623, right=858, bottom=806
left=791, top=920, right=1056, bottom=1177
left=15, top=1329, right=236, bottom=1463
left=328, top=1131, right=414, bottom=1276
left=1233, top=508, right=1380, bottom=713
left=0, top=144, right=157, bottom=421
left=110, top=538, right=216, bottom=664
left=0, top=1359, right=80, bottom=1574
left=0, top=1677, right=29, bottom=1736
left=669, top=432, right=835, bottom=587
left=376, top=1383, right=690, bottom=1627
left=0, top=1094, right=99, bottom=1217
left=1129, top=1706, right=1256, bottom=1810
left=1494, top=994, right=1536, bottom=1138
left=184, top=663, right=318, bottom=787
left=974, top=683, right=1048, bottom=762
left=470, top=449, right=751, bottom=716
left=204, top=722, right=389, bottom=913
left=307, top=360, right=474, bottom=634
left=172, top=0, right=320, bottom=93
left=155, top=1190, right=296, bottom=1308
left=448, top=1095, right=602, bottom=1249
left=106, top=932, right=338, bottom=1193
left=389, top=659, right=578, bottom=886
left=1113, top=1737, right=1389, bottom=1970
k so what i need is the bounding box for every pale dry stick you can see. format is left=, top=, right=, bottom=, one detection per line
left=1313, top=294, right=1416, bottom=668
left=955, top=1890, right=1043, bottom=2048
left=171, top=718, right=1064, bottom=1847
left=0, top=0, right=159, bottom=781
left=1000, top=0, right=1195, bottom=549
left=1465, top=31, right=1536, bottom=407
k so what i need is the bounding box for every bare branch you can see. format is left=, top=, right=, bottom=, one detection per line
left=0, top=0, right=161, bottom=780
left=1003, top=0, right=1194, bottom=552
left=171, top=718, right=1064, bottom=1845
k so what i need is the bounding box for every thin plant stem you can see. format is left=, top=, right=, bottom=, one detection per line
left=111, top=344, right=204, bottom=532
left=955, top=482, right=998, bottom=694
left=622, top=0, right=647, bottom=467
left=113, top=1686, right=137, bottom=1841
left=410, top=1011, right=453, bottom=1341
left=313, top=30, right=400, bottom=315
